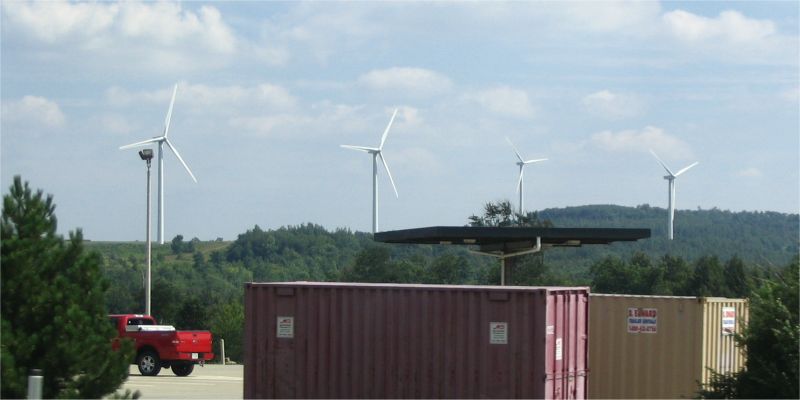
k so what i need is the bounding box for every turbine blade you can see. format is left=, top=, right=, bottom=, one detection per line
left=164, top=138, right=197, bottom=183
left=675, top=161, right=699, bottom=177
left=378, top=152, right=398, bottom=198
left=163, top=84, right=178, bottom=138
left=119, top=137, right=162, bottom=150
left=649, top=149, right=675, bottom=176
left=524, top=158, right=548, bottom=164
left=505, top=137, right=524, bottom=163
left=379, top=108, right=398, bottom=150
left=341, top=145, right=376, bottom=153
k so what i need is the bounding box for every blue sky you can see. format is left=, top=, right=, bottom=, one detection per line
left=2, top=1, right=798, bottom=241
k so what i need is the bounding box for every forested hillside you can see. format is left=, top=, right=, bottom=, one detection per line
left=92, top=204, right=798, bottom=362
left=539, top=204, right=797, bottom=270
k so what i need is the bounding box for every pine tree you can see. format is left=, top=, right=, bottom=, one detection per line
left=1, top=176, right=133, bottom=398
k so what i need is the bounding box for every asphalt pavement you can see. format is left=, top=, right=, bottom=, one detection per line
left=119, top=364, right=243, bottom=399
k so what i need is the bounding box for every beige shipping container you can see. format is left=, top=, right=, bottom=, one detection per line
left=588, top=294, right=748, bottom=399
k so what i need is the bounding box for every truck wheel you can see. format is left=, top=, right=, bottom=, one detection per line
left=137, top=350, right=162, bottom=376
left=171, top=362, right=194, bottom=377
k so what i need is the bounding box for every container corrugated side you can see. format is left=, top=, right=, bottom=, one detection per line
left=700, top=298, right=748, bottom=383
left=588, top=294, right=749, bottom=399
left=588, top=295, right=704, bottom=399
left=244, top=282, right=589, bottom=399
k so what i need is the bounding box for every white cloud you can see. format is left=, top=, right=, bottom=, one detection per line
left=582, top=90, right=644, bottom=120
left=359, top=67, right=452, bottom=95
left=590, top=126, right=692, bottom=158
left=560, top=1, right=662, bottom=34
left=663, top=10, right=775, bottom=44
left=396, top=106, right=423, bottom=127
left=4, top=1, right=236, bottom=51
left=464, top=86, right=536, bottom=119
left=106, top=83, right=296, bottom=110
left=2, top=96, right=66, bottom=128
left=1, top=0, right=117, bottom=43
left=737, top=167, right=763, bottom=178
left=391, top=147, right=442, bottom=173
left=251, top=45, right=291, bottom=67
left=2, top=1, right=237, bottom=72
left=781, top=86, right=799, bottom=102
left=229, top=114, right=311, bottom=136
left=117, top=2, right=236, bottom=53
left=93, top=114, right=134, bottom=135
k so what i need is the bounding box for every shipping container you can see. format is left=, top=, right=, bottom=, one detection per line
left=244, top=282, right=589, bottom=399
left=588, top=294, right=748, bottom=399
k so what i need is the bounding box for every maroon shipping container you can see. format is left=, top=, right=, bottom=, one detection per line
left=244, top=282, right=588, bottom=399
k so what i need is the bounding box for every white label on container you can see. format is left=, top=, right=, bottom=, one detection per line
left=276, top=316, right=294, bottom=338
left=555, top=338, right=563, bottom=361
left=490, top=322, right=508, bottom=344
left=546, top=325, right=555, bottom=335
left=722, top=307, right=736, bottom=335
left=627, top=307, right=658, bottom=334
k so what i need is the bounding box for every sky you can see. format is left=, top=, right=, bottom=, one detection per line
left=1, top=0, right=798, bottom=241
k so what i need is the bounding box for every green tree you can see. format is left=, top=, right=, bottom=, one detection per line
left=171, top=234, right=185, bottom=254
left=722, top=256, right=752, bottom=298
left=427, top=254, right=471, bottom=284
left=657, top=254, right=693, bottom=295
left=590, top=255, right=642, bottom=294
left=699, top=258, right=799, bottom=399
left=468, top=200, right=554, bottom=284
left=733, top=258, right=799, bottom=398
left=340, top=246, right=427, bottom=284
left=1, top=176, right=133, bottom=398
left=688, top=255, right=726, bottom=296
left=468, top=200, right=552, bottom=228
left=340, top=246, right=393, bottom=282
left=209, top=301, right=244, bottom=362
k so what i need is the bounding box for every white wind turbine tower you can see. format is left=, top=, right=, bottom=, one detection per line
left=120, top=84, right=197, bottom=244
left=341, top=109, right=399, bottom=234
left=650, top=149, right=698, bottom=240
left=506, top=137, right=547, bottom=215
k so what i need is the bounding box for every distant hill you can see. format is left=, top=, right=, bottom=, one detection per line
left=538, top=204, right=798, bottom=270
left=90, top=205, right=797, bottom=360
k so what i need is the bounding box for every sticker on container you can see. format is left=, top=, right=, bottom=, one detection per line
left=276, top=316, right=294, bottom=338
left=722, top=307, right=736, bottom=335
left=627, top=307, right=657, bottom=334
left=546, top=325, right=555, bottom=335
left=490, top=322, right=508, bottom=344
left=555, top=338, right=563, bottom=361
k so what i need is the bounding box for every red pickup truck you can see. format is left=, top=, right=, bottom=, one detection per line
left=110, top=314, right=214, bottom=376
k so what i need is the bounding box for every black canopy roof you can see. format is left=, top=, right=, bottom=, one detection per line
left=374, top=226, right=650, bottom=254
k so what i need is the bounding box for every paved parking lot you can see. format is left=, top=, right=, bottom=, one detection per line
left=119, top=364, right=243, bottom=399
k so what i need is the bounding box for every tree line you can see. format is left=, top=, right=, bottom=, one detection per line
left=3, top=176, right=796, bottom=399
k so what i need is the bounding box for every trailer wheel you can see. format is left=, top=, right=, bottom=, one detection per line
left=137, top=350, right=161, bottom=376
left=171, top=362, right=194, bottom=377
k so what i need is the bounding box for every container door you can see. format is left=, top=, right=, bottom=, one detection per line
left=544, top=291, right=589, bottom=400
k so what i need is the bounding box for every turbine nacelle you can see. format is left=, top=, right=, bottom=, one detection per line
left=118, top=83, right=196, bottom=244
left=340, top=109, right=400, bottom=233
left=650, top=149, right=699, bottom=240
left=119, top=84, right=196, bottom=183
left=506, top=137, right=547, bottom=214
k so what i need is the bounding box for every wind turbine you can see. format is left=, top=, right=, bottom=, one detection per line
left=649, top=149, right=698, bottom=240
left=341, top=109, right=399, bottom=234
left=120, top=84, right=197, bottom=244
left=506, top=137, right=547, bottom=215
